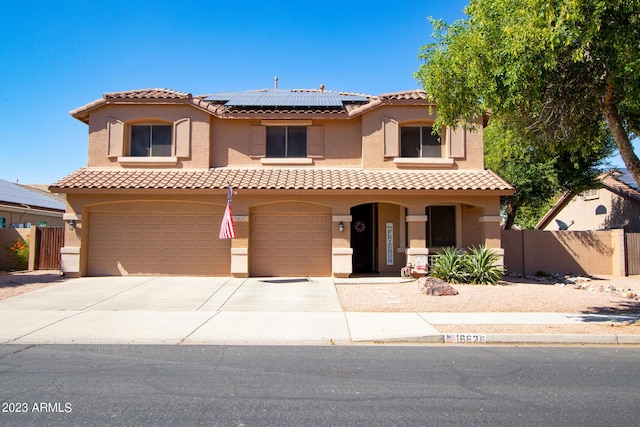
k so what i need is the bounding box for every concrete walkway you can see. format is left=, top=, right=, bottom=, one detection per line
left=0, top=276, right=638, bottom=346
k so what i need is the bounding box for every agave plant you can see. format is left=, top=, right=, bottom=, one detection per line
left=430, top=246, right=470, bottom=284
left=466, top=245, right=504, bottom=285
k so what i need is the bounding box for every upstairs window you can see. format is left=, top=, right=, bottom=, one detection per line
left=401, top=126, right=441, bottom=158
left=130, top=125, right=172, bottom=157
left=266, top=126, right=307, bottom=158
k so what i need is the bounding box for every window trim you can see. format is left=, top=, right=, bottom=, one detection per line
left=265, top=125, right=308, bottom=158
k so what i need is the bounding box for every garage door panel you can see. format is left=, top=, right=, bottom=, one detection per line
left=89, top=212, right=229, bottom=276
left=251, top=211, right=331, bottom=276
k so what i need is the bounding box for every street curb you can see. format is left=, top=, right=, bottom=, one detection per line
left=362, top=334, right=640, bottom=345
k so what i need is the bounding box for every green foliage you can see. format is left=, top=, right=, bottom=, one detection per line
left=430, top=246, right=503, bottom=285
left=415, top=0, right=640, bottom=186
left=466, top=246, right=504, bottom=285
left=4, top=239, right=29, bottom=270
left=430, top=247, right=470, bottom=284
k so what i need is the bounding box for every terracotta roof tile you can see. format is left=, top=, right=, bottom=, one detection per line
left=51, top=168, right=513, bottom=192
left=103, top=88, right=192, bottom=99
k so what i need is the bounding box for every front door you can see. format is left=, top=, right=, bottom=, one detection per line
left=351, top=203, right=377, bottom=273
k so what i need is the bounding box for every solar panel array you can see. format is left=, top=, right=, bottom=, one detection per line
left=206, top=89, right=368, bottom=107
left=0, top=179, right=65, bottom=210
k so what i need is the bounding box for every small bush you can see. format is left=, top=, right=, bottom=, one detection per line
left=466, top=245, right=504, bottom=285
left=4, top=239, right=29, bottom=270
left=430, top=247, right=470, bottom=284
left=430, top=245, right=504, bottom=285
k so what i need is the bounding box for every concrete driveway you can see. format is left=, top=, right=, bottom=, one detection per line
left=0, top=276, right=370, bottom=345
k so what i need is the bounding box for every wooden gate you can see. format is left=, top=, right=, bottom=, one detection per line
left=626, top=233, right=640, bottom=276
left=35, top=227, right=64, bottom=270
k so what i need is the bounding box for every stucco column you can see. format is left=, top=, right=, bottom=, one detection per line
left=610, top=229, right=626, bottom=276
left=230, top=215, right=249, bottom=277
left=479, top=215, right=504, bottom=267
left=60, top=212, right=81, bottom=277
left=332, top=215, right=352, bottom=277
left=406, top=214, right=429, bottom=270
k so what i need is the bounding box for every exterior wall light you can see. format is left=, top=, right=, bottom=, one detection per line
left=338, top=221, right=344, bottom=232
left=68, top=219, right=76, bottom=230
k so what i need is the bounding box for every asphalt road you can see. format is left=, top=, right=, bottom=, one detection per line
left=1, top=344, right=638, bottom=426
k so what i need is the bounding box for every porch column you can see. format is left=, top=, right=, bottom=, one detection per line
left=406, top=214, right=429, bottom=270
left=332, top=215, right=352, bottom=278
left=230, top=214, right=249, bottom=277
left=479, top=215, right=504, bottom=267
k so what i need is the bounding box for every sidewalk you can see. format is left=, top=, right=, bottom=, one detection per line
left=0, top=274, right=638, bottom=346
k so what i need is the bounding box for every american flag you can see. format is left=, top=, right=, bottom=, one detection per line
left=219, top=186, right=236, bottom=239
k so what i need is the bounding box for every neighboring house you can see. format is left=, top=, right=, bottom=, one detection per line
left=0, top=179, right=65, bottom=229
left=536, top=169, right=640, bottom=232
left=51, top=87, right=513, bottom=277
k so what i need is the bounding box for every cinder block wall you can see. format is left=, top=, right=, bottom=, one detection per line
left=0, top=228, right=31, bottom=271
left=501, top=229, right=624, bottom=276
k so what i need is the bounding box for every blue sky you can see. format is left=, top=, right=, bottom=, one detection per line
left=0, top=1, right=634, bottom=184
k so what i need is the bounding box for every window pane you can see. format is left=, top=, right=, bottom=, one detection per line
left=421, top=126, right=441, bottom=157
left=151, top=126, right=172, bottom=156
left=131, top=125, right=151, bottom=156
left=266, top=126, right=286, bottom=157
left=427, top=205, right=456, bottom=247
left=400, top=127, right=420, bottom=157
left=287, top=126, right=307, bottom=157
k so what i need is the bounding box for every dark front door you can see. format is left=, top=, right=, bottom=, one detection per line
left=351, top=203, right=376, bottom=273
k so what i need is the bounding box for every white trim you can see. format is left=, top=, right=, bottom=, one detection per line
left=260, top=157, right=313, bottom=165
left=393, top=157, right=454, bottom=167
left=406, top=215, right=428, bottom=222
left=63, top=213, right=81, bottom=221
left=231, top=248, right=248, bottom=255
left=332, top=215, right=352, bottom=222
left=117, top=156, right=178, bottom=165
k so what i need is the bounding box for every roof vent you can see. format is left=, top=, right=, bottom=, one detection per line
left=274, top=76, right=278, bottom=90
left=320, top=84, right=325, bottom=93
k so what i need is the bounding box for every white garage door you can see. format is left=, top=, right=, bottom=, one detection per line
left=251, top=213, right=331, bottom=277
left=88, top=213, right=230, bottom=276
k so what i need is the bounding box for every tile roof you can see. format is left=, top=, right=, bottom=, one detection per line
left=103, top=88, right=192, bottom=99
left=51, top=168, right=513, bottom=192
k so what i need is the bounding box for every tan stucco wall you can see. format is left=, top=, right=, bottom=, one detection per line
left=212, top=117, right=363, bottom=168
left=62, top=190, right=502, bottom=277
left=87, top=104, right=211, bottom=169
left=502, top=229, right=625, bottom=276
left=360, top=105, right=484, bottom=170
left=543, top=189, right=640, bottom=232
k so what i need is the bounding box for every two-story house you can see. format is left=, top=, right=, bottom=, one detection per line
left=51, top=87, right=513, bottom=277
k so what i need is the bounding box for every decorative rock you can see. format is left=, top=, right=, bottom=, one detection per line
left=418, top=276, right=459, bottom=296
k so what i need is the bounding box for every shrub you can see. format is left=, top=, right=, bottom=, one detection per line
left=466, top=245, right=504, bottom=285
left=430, top=245, right=504, bottom=285
left=430, top=247, right=470, bottom=284
left=4, top=239, right=29, bottom=270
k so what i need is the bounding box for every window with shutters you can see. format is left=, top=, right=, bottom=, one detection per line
left=400, top=126, right=441, bottom=158
left=266, top=126, right=307, bottom=158
left=130, top=124, right=172, bottom=157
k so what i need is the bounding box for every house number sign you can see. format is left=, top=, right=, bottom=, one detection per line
left=386, top=222, right=393, bottom=265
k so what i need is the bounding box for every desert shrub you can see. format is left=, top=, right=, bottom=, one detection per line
left=466, top=245, right=504, bottom=285
left=430, top=247, right=470, bottom=284
left=430, top=245, right=504, bottom=285
left=4, top=239, right=29, bottom=270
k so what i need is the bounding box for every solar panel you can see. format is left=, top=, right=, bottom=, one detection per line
left=206, top=90, right=368, bottom=107
left=0, top=179, right=64, bottom=211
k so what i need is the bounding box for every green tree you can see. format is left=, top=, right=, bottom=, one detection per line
left=484, top=117, right=613, bottom=229
left=415, top=0, right=640, bottom=186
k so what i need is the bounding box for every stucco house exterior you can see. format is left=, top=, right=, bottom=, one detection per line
left=536, top=169, right=640, bottom=232
left=51, top=87, right=513, bottom=277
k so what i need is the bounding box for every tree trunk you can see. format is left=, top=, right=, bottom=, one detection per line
left=602, top=81, right=640, bottom=186
left=503, top=198, right=516, bottom=230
